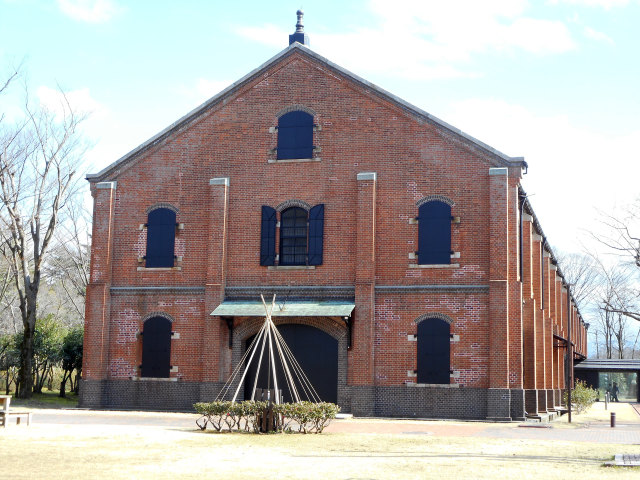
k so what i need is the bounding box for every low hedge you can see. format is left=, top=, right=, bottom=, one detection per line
left=194, top=400, right=340, bottom=434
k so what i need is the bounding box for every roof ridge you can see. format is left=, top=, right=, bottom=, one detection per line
left=87, top=42, right=524, bottom=181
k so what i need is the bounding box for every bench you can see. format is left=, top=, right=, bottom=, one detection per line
left=0, top=410, right=32, bottom=427
left=0, top=394, right=32, bottom=427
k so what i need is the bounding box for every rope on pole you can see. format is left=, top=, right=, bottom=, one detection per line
left=215, top=293, right=325, bottom=406
left=215, top=323, right=266, bottom=401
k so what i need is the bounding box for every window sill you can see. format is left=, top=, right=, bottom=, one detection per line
left=406, top=383, right=459, bottom=388
left=137, top=267, right=182, bottom=271
left=267, top=265, right=316, bottom=271
left=268, top=157, right=321, bottom=164
left=408, top=263, right=460, bottom=269
left=130, top=377, right=178, bottom=382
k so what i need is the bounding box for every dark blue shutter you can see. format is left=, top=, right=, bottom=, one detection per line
left=418, top=201, right=451, bottom=265
left=141, top=317, right=172, bottom=378
left=260, top=206, right=277, bottom=266
left=277, top=111, right=314, bottom=160
left=308, top=204, right=324, bottom=265
left=145, top=208, right=176, bottom=268
left=417, top=318, right=450, bottom=384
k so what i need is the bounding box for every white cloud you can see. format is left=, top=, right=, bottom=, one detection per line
left=444, top=98, right=640, bottom=250
left=235, top=0, right=577, bottom=80
left=174, top=78, right=232, bottom=110
left=37, top=85, right=103, bottom=117
left=56, top=0, right=122, bottom=23
left=194, top=78, right=231, bottom=99
left=547, top=0, right=630, bottom=9
left=583, top=26, right=615, bottom=44
left=236, top=24, right=287, bottom=48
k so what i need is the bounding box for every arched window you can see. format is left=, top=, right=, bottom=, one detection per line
left=417, top=317, right=450, bottom=384
left=280, top=207, right=308, bottom=265
left=418, top=200, right=451, bottom=265
left=141, top=316, right=172, bottom=378
left=145, top=207, right=176, bottom=268
left=260, top=204, right=324, bottom=266
left=277, top=110, right=314, bottom=160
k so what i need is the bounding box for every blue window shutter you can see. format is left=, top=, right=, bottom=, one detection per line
left=145, top=208, right=176, bottom=268
left=141, top=316, right=172, bottom=378
left=308, top=204, right=324, bottom=265
left=277, top=111, right=314, bottom=160
left=418, top=201, right=451, bottom=265
left=260, top=206, right=277, bottom=266
left=416, top=318, right=451, bottom=384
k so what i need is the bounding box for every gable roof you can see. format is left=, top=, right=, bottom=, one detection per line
left=87, top=42, right=526, bottom=182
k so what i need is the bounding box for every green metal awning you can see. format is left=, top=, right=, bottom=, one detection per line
left=211, top=299, right=355, bottom=317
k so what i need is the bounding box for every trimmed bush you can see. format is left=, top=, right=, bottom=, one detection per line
left=195, top=400, right=340, bottom=434
left=563, top=380, right=598, bottom=414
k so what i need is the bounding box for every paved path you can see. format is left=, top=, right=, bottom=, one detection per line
left=24, top=403, right=640, bottom=444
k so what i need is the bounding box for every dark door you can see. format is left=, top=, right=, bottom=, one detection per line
left=244, top=324, right=338, bottom=403
left=141, top=317, right=172, bottom=378
left=417, top=318, right=450, bottom=384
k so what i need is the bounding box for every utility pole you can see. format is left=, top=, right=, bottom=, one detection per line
left=567, top=284, right=573, bottom=423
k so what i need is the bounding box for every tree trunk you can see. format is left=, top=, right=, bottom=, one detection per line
left=59, top=370, right=70, bottom=398
left=16, top=321, right=35, bottom=398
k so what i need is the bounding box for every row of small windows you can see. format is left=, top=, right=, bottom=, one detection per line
left=143, top=199, right=453, bottom=268
left=140, top=315, right=451, bottom=383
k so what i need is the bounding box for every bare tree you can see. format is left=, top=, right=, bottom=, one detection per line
left=0, top=76, right=85, bottom=398
left=43, top=201, right=91, bottom=322
left=555, top=252, right=600, bottom=310
left=595, top=200, right=640, bottom=321
left=591, top=259, right=637, bottom=358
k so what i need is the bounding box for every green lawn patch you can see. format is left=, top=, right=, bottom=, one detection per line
left=9, top=389, right=78, bottom=409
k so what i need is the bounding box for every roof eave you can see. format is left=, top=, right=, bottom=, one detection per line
left=86, top=43, right=304, bottom=181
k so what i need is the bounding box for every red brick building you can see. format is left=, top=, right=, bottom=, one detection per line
left=80, top=18, right=587, bottom=420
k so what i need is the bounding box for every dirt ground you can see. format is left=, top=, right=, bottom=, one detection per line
left=2, top=402, right=640, bottom=479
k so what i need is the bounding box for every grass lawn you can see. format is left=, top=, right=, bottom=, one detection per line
left=2, top=407, right=640, bottom=479
left=9, top=389, right=78, bottom=409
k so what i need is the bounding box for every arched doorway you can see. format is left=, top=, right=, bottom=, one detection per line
left=141, top=316, right=172, bottom=378
left=417, top=317, right=450, bottom=384
left=243, top=323, right=338, bottom=403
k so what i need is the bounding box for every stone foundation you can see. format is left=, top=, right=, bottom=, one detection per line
left=81, top=380, right=528, bottom=420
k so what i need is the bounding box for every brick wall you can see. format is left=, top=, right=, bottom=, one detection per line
left=80, top=46, right=586, bottom=419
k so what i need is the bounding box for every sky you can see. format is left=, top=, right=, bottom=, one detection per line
left=1, top=1, right=639, bottom=260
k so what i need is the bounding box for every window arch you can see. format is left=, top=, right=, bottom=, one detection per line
left=418, top=200, right=451, bottom=265
left=416, top=317, right=450, bottom=384
left=141, top=316, right=172, bottom=378
left=277, top=110, right=314, bottom=160
left=145, top=207, right=176, bottom=268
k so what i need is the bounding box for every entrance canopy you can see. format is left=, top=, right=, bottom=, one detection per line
left=211, top=299, right=355, bottom=317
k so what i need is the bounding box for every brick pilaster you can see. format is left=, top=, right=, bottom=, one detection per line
left=522, top=215, right=536, bottom=390
left=532, top=235, right=546, bottom=412
left=487, top=168, right=511, bottom=420
left=203, top=177, right=230, bottom=382
left=83, top=181, right=117, bottom=382
left=351, top=172, right=377, bottom=385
